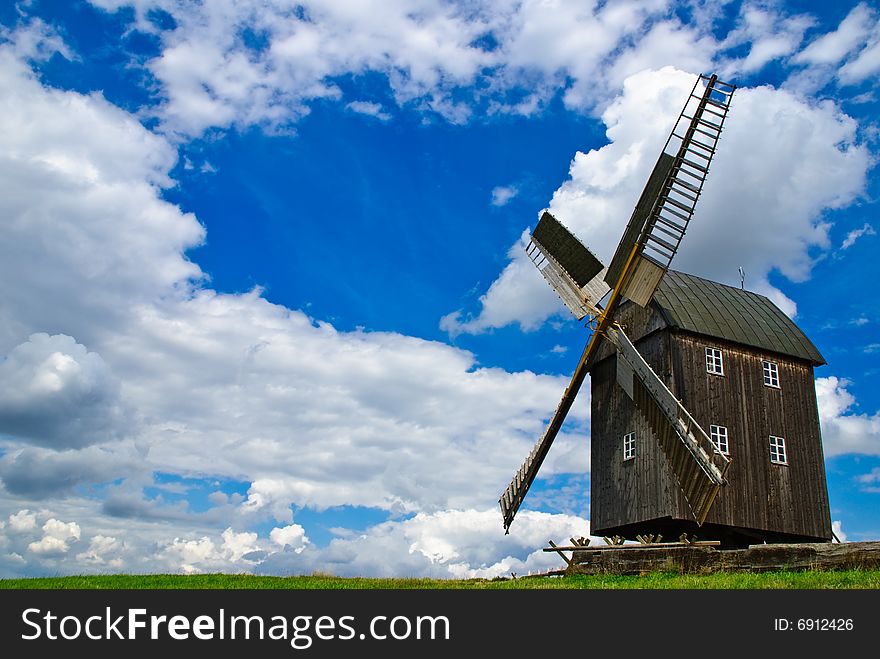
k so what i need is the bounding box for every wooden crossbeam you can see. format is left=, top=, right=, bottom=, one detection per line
left=543, top=540, right=721, bottom=552
left=547, top=540, right=573, bottom=566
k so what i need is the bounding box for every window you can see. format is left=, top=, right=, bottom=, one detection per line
left=710, top=425, right=729, bottom=455
left=623, top=432, right=636, bottom=461
left=705, top=347, right=724, bottom=375
left=763, top=360, right=780, bottom=388
left=769, top=435, right=787, bottom=465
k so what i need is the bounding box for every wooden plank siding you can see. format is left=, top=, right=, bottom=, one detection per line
left=589, top=300, right=832, bottom=546
left=671, top=332, right=832, bottom=541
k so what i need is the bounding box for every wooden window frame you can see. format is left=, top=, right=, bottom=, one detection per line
left=705, top=347, right=724, bottom=376
left=710, top=424, right=729, bottom=455
left=763, top=360, right=780, bottom=388
left=623, top=432, right=636, bottom=461
left=769, top=435, right=787, bottom=465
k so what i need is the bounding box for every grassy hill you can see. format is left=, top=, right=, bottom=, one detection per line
left=2, top=569, right=880, bottom=589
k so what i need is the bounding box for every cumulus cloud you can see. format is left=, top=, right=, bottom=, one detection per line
left=0, top=444, right=142, bottom=498
left=0, top=46, right=204, bottom=352
left=256, top=508, right=595, bottom=579
left=7, top=509, right=37, bottom=533
left=816, top=376, right=880, bottom=457
left=0, top=504, right=596, bottom=577
left=161, top=536, right=219, bottom=574
left=27, top=518, right=81, bottom=556
left=0, top=334, right=131, bottom=449
left=270, top=524, right=309, bottom=553
left=116, top=291, right=587, bottom=516
left=1, top=4, right=875, bottom=579
left=76, top=535, right=125, bottom=568
left=0, top=27, right=589, bottom=574
left=445, top=67, right=870, bottom=334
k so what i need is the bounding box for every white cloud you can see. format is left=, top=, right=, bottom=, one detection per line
left=27, top=518, right=81, bottom=556
left=839, top=19, right=880, bottom=84
left=258, top=508, right=596, bottom=578
left=0, top=444, right=143, bottom=498
left=490, top=184, right=518, bottom=207
left=346, top=101, right=391, bottom=121
left=161, top=536, right=218, bottom=574
left=76, top=535, right=124, bottom=568
left=0, top=47, right=204, bottom=353
left=1, top=5, right=876, bottom=578
left=832, top=520, right=847, bottom=542
left=440, top=229, right=565, bottom=335
left=0, top=31, right=588, bottom=556
left=80, top=0, right=724, bottom=137
left=794, top=3, right=876, bottom=66
left=816, top=376, right=880, bottom=457
left=0, top=334, right=132, bottom=449
left=0, top=502, right=594, bottom=578
left=0, top=17, right=75, bottom=63
left=121, top=292, right=587, bottom=516
left=270, top=524, right=309, bottom=553
left=446, top=67, right=870, bottom=334
left=220, top=527, right=262, bottom=562
left=91, top=0, right=497, bottom=136
left=840, top=222, right=876, bottom=249
left=719, top=3, right=814, bottom=77
left=8, top=509, right=37, bottom=532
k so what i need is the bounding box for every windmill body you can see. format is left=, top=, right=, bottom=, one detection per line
left=499, top=73, right=833, bottom=547
left=590, top=271, right=832, bottom=547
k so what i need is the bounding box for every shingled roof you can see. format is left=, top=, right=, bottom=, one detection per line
left=652, top=270, right=825, bottom=365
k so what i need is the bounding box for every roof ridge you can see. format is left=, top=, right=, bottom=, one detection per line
left=667, top=268, right=772, bottom=303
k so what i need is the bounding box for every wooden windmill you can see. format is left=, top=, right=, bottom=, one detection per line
left=500, top=73, right=737, bottom=535
left=500, top=73, right=833, bottom=547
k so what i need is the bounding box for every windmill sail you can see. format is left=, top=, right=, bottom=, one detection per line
left=606, top=74, right=735, bottom=307
left=526, top=212, right=609, bottom=320
left=500, top=72, right=735, bottom=533
left=605, top=325, right=730, bottom=524
left=499, top=361, right=588, bottom=532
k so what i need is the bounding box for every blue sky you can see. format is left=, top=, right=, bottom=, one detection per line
left=0, top=0, right=878, bottom=577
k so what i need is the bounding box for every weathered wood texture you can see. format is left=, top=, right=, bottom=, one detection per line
left=672, top=332, right=831, bottom=541
left=589, top=298, right=832, bottom=546
left=564, top=541, right=880, bottom=576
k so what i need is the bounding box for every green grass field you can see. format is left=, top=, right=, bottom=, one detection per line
left=2, top=569, right=879, bottom=589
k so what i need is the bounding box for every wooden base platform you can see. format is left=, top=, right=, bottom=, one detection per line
left=545, top=540, right=880, bottom=575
